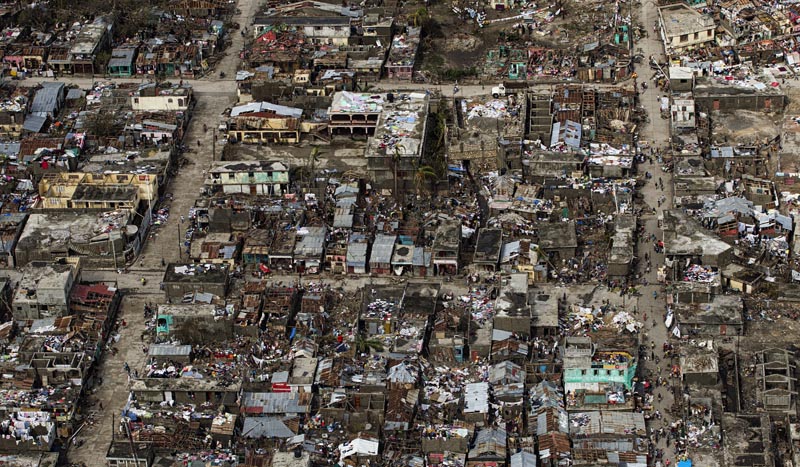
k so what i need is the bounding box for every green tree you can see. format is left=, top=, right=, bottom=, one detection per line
left=410, top=7, right=429, bottom=28
left=391, top=144, right=405, bottom=201
left=414, top=165, right=437, bottom=196
left=303, top=146, right=323, bottom=186
left=355, top=335, right=384, bottom=354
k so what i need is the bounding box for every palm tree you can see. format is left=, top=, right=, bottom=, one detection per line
left=305, top=146, right=323, bottom=187
left=354, top=334, right=385, bottom=354
left=433, top=110, right=447, bottom=152
left=414, top=165, right=437, bottom=197
left=391, top=144, right=406, bottom=201
left=410, top=7, right=429, bottom=28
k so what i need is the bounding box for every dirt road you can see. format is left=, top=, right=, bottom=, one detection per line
left=630, top=1, right=683, bottom=465
left=66, top=0, right=261, bottom=462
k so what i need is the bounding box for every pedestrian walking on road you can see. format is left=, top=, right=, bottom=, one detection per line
left=123, top=362, right=130, bottom=374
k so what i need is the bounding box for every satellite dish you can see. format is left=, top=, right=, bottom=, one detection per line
left=364, top=423, right=372, bottom=431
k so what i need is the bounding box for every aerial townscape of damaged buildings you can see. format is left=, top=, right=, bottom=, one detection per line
left=0, top=0, right=799, bottom=466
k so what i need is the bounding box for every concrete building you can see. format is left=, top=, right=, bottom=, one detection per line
left=562, top=336, right=638, bottom=405
left=494, top=273, right=532, bottom=336
left=693, top=77, right=786, bottom=113
left=364, top=92, right=429, bottom=193
left=162, top=263, right=230, bottom=303
left=669, top=66, right=695, bottom=92
left=755, top=348, right=796, bottom=414
left=384, top=27, right=420, bottom=80
left=253, top=4, right=353, bottom=46
left=328, top=91, right=384, bottom=135
left=106, top=441, right=153, bottom=467
left=226, top=101, right=303, bottom=144
left=156, top=304, right=233, bottom=344
left=65, top=17, right=112, bottom=75
left=431, top=219, right=461, bottom=275
left=0, top=212, right=28, bottom=268
left=38, top=181, right=139, bottom=211
left=130, top=83, right=193, bottom=111
left=680, top=345, right=720, bottom=386
left=530, top=287, right=560, bottom=338
left=674, top=294, right=743, bottom=337
left=607, top=214, right=635, bottom=278
left=205, top=160, right=289, bottom=196
left=474, top=228, right=503, bottom=271
left=38, top=170, right=159, bottom=208
left=537, top=221, right=578, bottom=262
left=658, top=4, right=715, bottom=53
left=662, top=210, right=733, bottom=268
left=130, top=378, right=241, bottom=411
left=16, top=212, right=130, bottom=267
left=12, top=260, right=77, bottom=320
left=671, top=98, right=696, bottom=128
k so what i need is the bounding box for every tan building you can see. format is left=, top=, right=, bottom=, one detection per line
left=659, top=4, right=715, bottom=53
left=37, top=171, right=158, bottom=210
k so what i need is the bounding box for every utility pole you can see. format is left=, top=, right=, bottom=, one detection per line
left=123, top=418, right=140, bottom=466
left=177, top=218, right=182, bottom=261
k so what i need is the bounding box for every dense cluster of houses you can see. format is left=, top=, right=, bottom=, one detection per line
left=0, top=0, right=235, bottom=78
left=4, top=0, right=800, bottom=465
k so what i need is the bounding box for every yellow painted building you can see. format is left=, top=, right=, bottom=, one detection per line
left=37, top=172, right=157, bottom=211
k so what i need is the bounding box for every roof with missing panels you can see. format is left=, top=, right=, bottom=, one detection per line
left=30, top=83, right=64, bottom=116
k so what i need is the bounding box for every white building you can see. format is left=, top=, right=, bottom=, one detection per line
left=130, top=83, right=193, bottom=111
left=12, top=261, right=77, bottom=320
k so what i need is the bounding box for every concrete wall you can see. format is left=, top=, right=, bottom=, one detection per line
left=493, top=316, right=531, bottom=336
left=164, top=281, right=228, bottom=303
left=694, top=94, right=786, bottom=113
left=132, top=95, right=191, bottom=111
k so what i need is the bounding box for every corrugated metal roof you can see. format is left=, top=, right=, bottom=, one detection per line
left=510, top=451, right=537, bottom=467
left=22, top=115, right=47, bottom=133
left=241, top=391, right=309, bottom=414
left=347, top=242, right=368, bottom=265
left=108, top=47, right=137, bottom=68
left=0, top=142, right=20, bottom=156
left=464, top=382, right=489, bottom=414
left=387, top=362, right=417, bottom=383
left=295, top=226, right=326, bottom=257
left=333, top=213, right=354, bottom=228
left=149, top=344, right=192, bottom=357
left=242, top=416, right=294, bottom=438
left=370, top=234, right=396, bottom=265
left=30, top=82, right=63, bottom=116
left=231, top=101, right=302, bottom=118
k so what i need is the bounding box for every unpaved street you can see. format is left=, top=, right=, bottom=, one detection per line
left=66, top=0, right=261, bottom=462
